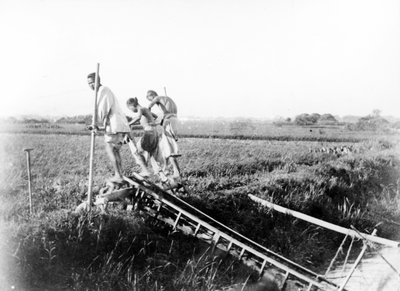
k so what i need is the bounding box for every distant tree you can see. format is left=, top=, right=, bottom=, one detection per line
left=285, top=117, right=291, bottom=122
left=348, top=114, right=389, bottom=131
left=295, top=112, right=338, bottom=125
left=56, top=115, right=92, bottom=124
left=295, top=113, right=317, bottom=125
left=23, top=118, right=49, bottom=124
left=310, top=113, right=321, bottom=123
left=319, top=114, right=337, bottom=124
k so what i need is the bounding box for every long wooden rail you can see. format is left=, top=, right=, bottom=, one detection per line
left=248, top=194, right=399, bottom=248
left=118, top=175, right=340, bottom=291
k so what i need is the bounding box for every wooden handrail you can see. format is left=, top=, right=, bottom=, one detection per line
left=249, top=194, right=399, bottom=248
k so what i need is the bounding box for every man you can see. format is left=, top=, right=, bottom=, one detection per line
left=86, top=73, right=149, bottom=182
left=146, top=90, right=178, bottom=142
left=127, top=97, right=180, bottom=180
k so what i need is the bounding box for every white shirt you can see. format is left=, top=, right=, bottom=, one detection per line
left=97, top=86, right=130, bottom=133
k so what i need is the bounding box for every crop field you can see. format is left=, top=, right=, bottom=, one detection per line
left=0, top=128, right=400, bottom=290
left=0, top=120, right=393, bottom=142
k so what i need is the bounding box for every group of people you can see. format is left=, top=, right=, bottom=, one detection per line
left=86, top=72, right=180, bottom=187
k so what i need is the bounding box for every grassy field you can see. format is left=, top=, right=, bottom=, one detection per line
left=0, top=127, right=399, bottom=290
left=1, top=120, right=396, bottom=142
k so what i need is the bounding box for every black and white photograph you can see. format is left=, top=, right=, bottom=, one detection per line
left=0, top=0, right=400, bottom=290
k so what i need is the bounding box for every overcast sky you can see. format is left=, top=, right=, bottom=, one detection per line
left=0, top=0, right=399, bottom=119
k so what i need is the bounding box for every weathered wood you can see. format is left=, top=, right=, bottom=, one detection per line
left=249, top=194, right=399, bottom=247
left=23, top=148, right=33, bottom=215
left=338, top=229, right=377, bottom=291
left=87, top=63, right=100, bottom=210
left=121, top=176, right=338, bottom=290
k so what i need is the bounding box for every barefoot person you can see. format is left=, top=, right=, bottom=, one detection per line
left=146, top=90, right=180, bottom=173
left=86, top=73, right=149, bottom=182
left=127, top=97, right=181, bottom=181
left=146, top=90, right=178, bottom=141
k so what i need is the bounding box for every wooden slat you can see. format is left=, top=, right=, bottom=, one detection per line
left=194, top=223, right=201, bottom=236
left=260, top=259, right=267, bottom=275
left=282, top=271, right=290, bottom=287
left=227, top=241, right=233, bottom=252
left=239, top=248, right=246, bottom=259
left=173, top=212, right=182, bottom=229
left=213, top=232, right=220, bottom=245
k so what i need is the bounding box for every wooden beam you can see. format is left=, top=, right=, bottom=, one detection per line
left=249, top=194, right=399, bottom=248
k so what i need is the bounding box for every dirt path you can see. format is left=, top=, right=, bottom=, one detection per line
left=326, top=247, right=400, bottom=291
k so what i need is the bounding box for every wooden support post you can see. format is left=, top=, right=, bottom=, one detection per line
left=87, top=63, right=100, bottom=211
left=23, top=148, right=33, bottom=215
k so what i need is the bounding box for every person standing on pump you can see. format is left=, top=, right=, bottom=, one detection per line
left=86, top=73, right=150, bottom=182
left=146, top=90, right=179, bottom=142
left=127, top=97, right=181, bottom=181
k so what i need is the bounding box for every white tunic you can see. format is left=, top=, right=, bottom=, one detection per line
left=96, top=86, right=130, bottom=133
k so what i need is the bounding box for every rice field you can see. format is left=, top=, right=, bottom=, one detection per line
left=0, top=126, right=399, bottom=290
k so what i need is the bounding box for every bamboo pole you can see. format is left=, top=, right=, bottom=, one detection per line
left=249, top=194, right=399, bottom=247
left=87, top=63, right=100, bottom=211
left=23, top=148, right=33, bottom=215
left=164, top=86, right=167, bottom=97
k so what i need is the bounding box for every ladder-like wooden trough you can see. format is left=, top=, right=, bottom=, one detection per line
left=114, top=175, right=341, bottom=291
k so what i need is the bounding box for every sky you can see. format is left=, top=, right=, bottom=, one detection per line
left=0, top=0, right=399, bottom=119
